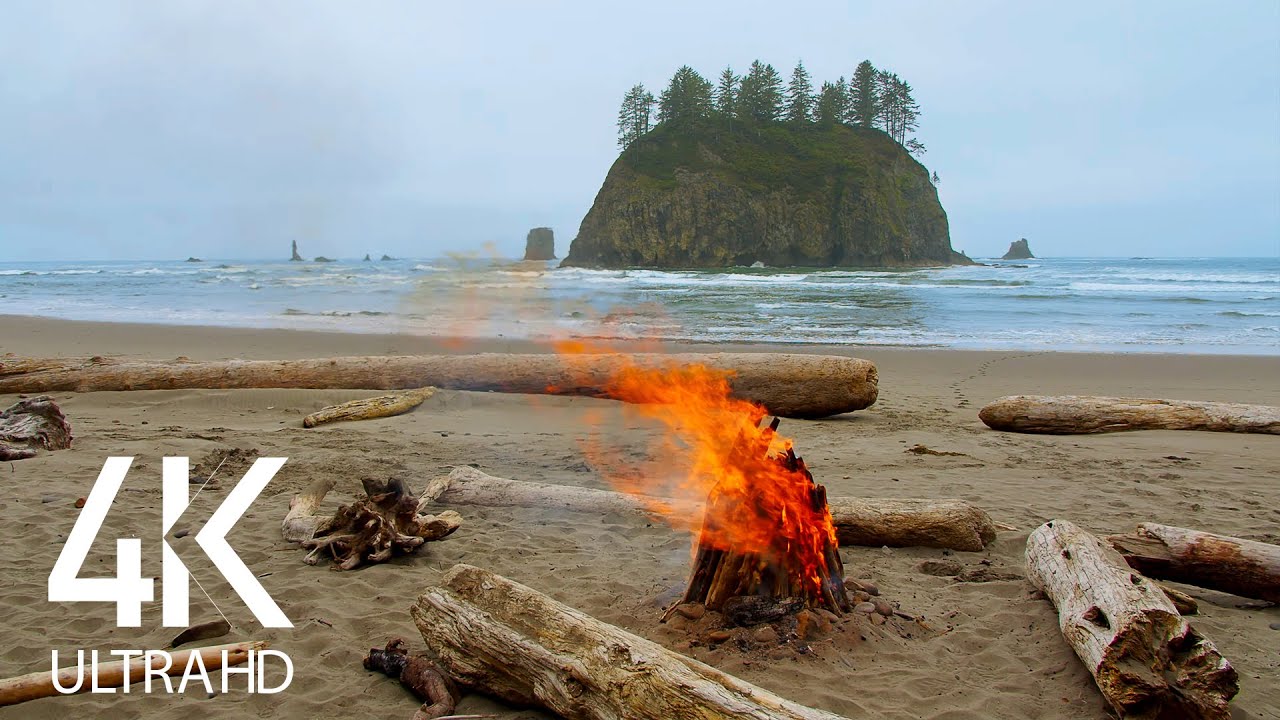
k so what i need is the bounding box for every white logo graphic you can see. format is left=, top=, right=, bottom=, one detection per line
left=48, top=456, right=292, bottom=628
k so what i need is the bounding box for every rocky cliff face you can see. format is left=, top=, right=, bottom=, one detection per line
left=562, top=124, right=966, bottom=269
left=1001, top=238, right=1034, bottom=260
left=523, top=227, right=556, bottom=260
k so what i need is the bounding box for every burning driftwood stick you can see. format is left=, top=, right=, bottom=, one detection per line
left=0, top=352, right=878, bottom=419
left=282, top=477, right=461, bottom=569
left=412, top=564, right=847, bottom=720
left=303, top=387, right=435, bottom=428
left=0, top=395, right=73, bottom=461
left=980, top=395, right=1280, bottom=435
left=421, top=466, right=1000, bottom=552
left=0, top=641, right=265, bottom=707
left=1107, top=523, right=1280, bottom=603
left=1026, top=520, right=1237, bottom=719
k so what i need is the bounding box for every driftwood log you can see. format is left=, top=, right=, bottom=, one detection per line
left=1026, top=520, right=1237, bottom=719
left=1108, top=523, right=1280, bottom=603
left=0, top=641, right=265, bottom=707
left=0, top=352, right=878, bottom=419
left=979, top=395, right=1280, bottom=435
left=0, top=395, right=73, bottom=460
left=283, top=477, right=461, bottom=569
left=412, top=564, right=847, bottom=720
left=303, top=387, right=435, bottom=428
left=423, top=467, right=999, bottom=552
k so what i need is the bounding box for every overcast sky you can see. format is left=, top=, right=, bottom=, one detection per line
left=2, top=0, right=1277, bottom=261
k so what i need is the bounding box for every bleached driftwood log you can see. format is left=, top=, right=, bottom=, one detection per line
left=0, top=641, right=265, bottom=707
left=0, top=352, right=878, bottom=419
left=412, top=564, right=846, bottom=720
left=0, top=395, right=73, bottom=460
left=423, top=467, right=999, bottom=551
left=1026, top=520, right=1237, bottom=719
left=302, top=387, right=435, bottom=428
left=1108, top=523, right=1280, bottom=603
left=280, top=477, right=461, bottom=569
left=979, top=395, right=1279, bottom=435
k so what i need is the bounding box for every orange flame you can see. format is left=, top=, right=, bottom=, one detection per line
left=558, top=343, right=839, bottom=598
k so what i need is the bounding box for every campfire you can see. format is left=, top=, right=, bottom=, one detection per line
left=570, top=355, right=852, bottom=623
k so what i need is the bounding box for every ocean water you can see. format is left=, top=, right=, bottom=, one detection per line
left=1, top=256, right=1277, bottom=354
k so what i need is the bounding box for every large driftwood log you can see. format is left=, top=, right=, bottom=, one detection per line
left=1107, top=523, right=1280, bottom=603
left=0, top=395, right=73, bottom=460
left=0, top=352, right=878, bottom=419
left=1026, top=520, right=1237, bottom=719
left=423, top=467, right=999, bottom=551
left=412, top=564, right=846, bottom=720
left=0, top=641, right=265, bottom=707
left=303, top=387, right=435, bottom=428
left=979, top=395, right=1280, bottom=435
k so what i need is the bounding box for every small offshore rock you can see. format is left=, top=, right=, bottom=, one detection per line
left=873, top=600, right=894, bottom=617
left=751, top=625, right=779, bottom=644
left=674, top=603, right=705, bottom=621
left=854, top=602, right=877, bottom=614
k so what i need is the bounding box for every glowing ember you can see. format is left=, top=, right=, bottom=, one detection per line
left=559, top=348, right=849, bottom=615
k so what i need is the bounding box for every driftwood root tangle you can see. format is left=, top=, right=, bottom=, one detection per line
left=413, top=564, right=847, bottom=720
left=0, top=395, right=73, bottom=460
left=0, top=352, right=878, bottom=419
left=290, top=477, right=461, bottom=569
left=303, top=387, right=435, bottom=428
left=424, top=466, right=1000, bottom=552
left=1025, top=520, right=1237, bottom=719
left=0, top=641, right=265, bottom=707
left=980, top=395, right=1280, bottom=435
left=1108, top=523, right=1280, bottom=604
left=364, top=637, right=459, bottom=720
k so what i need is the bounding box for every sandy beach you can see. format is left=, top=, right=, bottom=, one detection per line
left=1, top=314, right=1277, bottom=719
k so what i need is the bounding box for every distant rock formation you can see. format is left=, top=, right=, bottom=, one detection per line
left=561, top=124, right=967, bottom=269
left=363, top=254, right=371, bottom=262
left=290, top=240, right=303, bottom=262
left=185, top=257, right=203, bottom=263
left=524, top=227, right=556, bottom=261
left=1001, top=239, right=1035, bottom=260
left=314, top=256, right=335, bottom=263
left=380, top=254, right=395, bottom=261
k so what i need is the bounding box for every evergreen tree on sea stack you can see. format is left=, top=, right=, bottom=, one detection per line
left=785, top=60, right=815, bottom=123
left=658, top=65, right=714, bottom=126
left=737, top=60, right=784, bottom=123
left=715, top=66, right=738, bottom=119
left=850, top=60, right=878, bottom=128
left=616, top=83, right=655, bottom=149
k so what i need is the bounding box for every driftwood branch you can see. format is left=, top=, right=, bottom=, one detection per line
left=0, top=395, right=73, bottom=460
left=303, top=387, right=435, bottom=428
left=364, top=637, right=459, bottom=720
left=282, top=477, right=461, bottom=569
left=1108, top=523, right=1280, bottom=603
left=1025, top=520, right=1237, bottom=719
left=424, top=467, right=999, bottom=552
left=0, top=641, right=265, bottom=707
left=0, top=352, right=878, bottom=419
left=412, top=564, right=847, bottom=720
left=979, top=395, right=1279, bottom=435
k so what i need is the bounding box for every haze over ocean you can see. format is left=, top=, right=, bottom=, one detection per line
left=2, top=256, right=1276, bottom=354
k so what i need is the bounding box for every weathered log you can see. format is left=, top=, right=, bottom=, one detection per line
left=412, top=564, right=846, bottom=720
left=0, top=395, right=73, bottom=460
left=423, top=467, right=1000, bottom=552
left=1107, top=523, right=1280, bottom=603
left=284, top=477, right=461, bottom=569
left=0, top=352, right=878, bottom=419
left=979, top=395, right=1280, bottom=435
left=1025, top=520, right=1237, bottom=719
left=303, top=387, right=435, bottom=428
left=0, top=641, right=265, bottom=707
